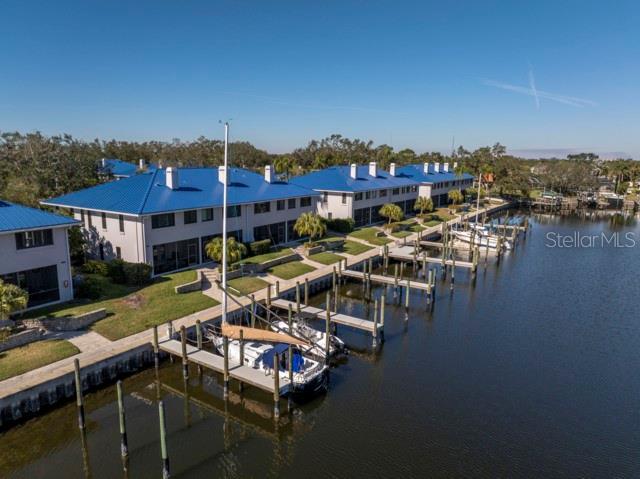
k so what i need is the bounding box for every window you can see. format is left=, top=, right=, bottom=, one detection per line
left=87, top=211, right=92, bottom=228
left=15, top=229, right=53, bottom=250
left=254, top=202, right=271, bottom=214
left=202, top=208, right=213, bottom=222
left=380, top=189, right=387, bottom=197
left=300, top=197, right=311, bottom=207
left=80, top=210, right=84, bottom=222
left=341, top=193, right=347, bottom=204
left=1, top=264, right=59, bottom=307
left=411, top=185, right=417, bottom=192
left=118, top=215, right=125, bottom=233
left=277, top=200, right=285, bottom=211
left=70, top=208, right=74, bottom=215
left=151, top=213, right=175, bottom=229
left=254, top=222, right=286, bottom=244
left=322, top=192, right=328, bottom=204
left=288, top=198, right=296, bottom=209
left=227, top=205, right=242, bottom=218
left=392, top=188, right=400, bottom=195
left=101, top=212, right=107, bottom=230
left=365, top=191, right=371, bottom=200
left=152, top=237, right=200, bottom=275
left=184, top=210, right=197, bottom=224
left=371, top=190, right=378, bottom=199
left=354, top=192, right=363, bottom=201
left=116, top=247, right=122, bottom=259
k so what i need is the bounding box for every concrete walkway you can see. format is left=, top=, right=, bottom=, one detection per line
left=0, top=202, right=510, bottom=402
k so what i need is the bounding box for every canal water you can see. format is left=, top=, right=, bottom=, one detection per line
left=1, top=212, right=639, bottom=478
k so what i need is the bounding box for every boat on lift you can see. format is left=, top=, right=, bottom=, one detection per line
left=270, top=319, right=345, bottom=359
left=452, top=225, right=512, bottom=249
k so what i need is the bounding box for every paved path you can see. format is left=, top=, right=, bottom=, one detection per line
left=0, top=202, right=510, bottom=401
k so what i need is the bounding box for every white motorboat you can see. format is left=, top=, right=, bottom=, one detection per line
left=270, top=319, right=345, bottom=359
left=210, top=333, right=328, bottom=397
left=452, top=228, right=512, bottom=250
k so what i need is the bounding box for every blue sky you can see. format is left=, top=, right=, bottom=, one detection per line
left=2, top=1, right=639, bottom=157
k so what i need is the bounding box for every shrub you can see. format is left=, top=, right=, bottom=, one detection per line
left=123, top=263, right=152, bottom=286
left=107, top=259, right=127, bottom=284
left=383, top=222, right=401, bottom=233
left=81, top=260, right=109, bottom=276
left=325, top=218, right=355, bottom=233
left=77, top=276, right=102, bottom=299
left=249, top=239, right=271, bottom=256
left=0, top=327, right=12, bottom=343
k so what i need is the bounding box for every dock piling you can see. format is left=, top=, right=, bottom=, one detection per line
left=372, top=298, right=378, bottom=348
left=296, top=281, right=301, bottom=314
left=153, top=325, right=160, bottom=370
left=180, top=326, right=188, bottom=380
left=158, top=400, right=170, bottom=479
left=117, top=380, right=128, bottom=459
left=325, top=292, right=331, bottom=361
left=223, top=336, right=229, bottom=399
left=74, top=358, right=85, bottom=430
left=304, top=278, right=309, bottom=305
left=273, top=353, right=280, bottom=418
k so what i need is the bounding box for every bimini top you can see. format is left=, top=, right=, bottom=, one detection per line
left=289, top=165, right=417, bottom=192
left=396, top=164, right=475, bottom=183
left=0, top=200, right=79, bottom=233
left=42, top=167, right=319, bottom=216
left=99, top=159, right=157, bottom=178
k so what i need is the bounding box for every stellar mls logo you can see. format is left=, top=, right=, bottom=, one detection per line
left=545, top=232, right=637, bottom=248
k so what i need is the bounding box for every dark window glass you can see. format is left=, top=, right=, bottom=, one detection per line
left=15, top=229, right=53, bottom=250
left=1, top=264, right=59, bottom=307
left=119, top=215, right=125, bottom=233
left=380, top=189, right=387, bottom=197
left=151, top=213, right=175, bottom=229
left=277, top=200, right=285, bottom=211
left=354, top=192, right=363, bottom=201
left=202, top=208, right=213, bottom=222
left=116, top=247, right=122, bottom=259
left=288, top=198, right=296, bottom=209
left=392, top=188, right=400, bottom=195
left=254, top=202, right=271, bottom=214
left=341, top=193, right=347, bottom=204
left=227, top=205, right=242, bottom=218
left=300, top=197, right=311, bottom=207
left=152, top=237, right=199, bottom=274
left=253, top=222, right=286, bottom=244
left=184, top=210, right=197, bottom=224
left=322, top=192, right=328, bottom=204
left=101, top=212, right=107, bottom=229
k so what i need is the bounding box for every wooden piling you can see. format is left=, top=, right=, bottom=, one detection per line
left=451, top=254, right=456, bottom=290
left=380, top=297, right=385, bottom=342
left=296, top=281, right=301, bottom=314
left=273, top=353, right=280, bottom=418
left=288, top=303, right=293, bottom=329
left=332, top=266, right=337, bottom=290
left=153, top=325, right=160, bottom=370
left=74, top=358, right=85, bottom=430
left=239, top=328, right=245, bottom=365
left=405, top=278, right=410, bottom=310
left=266, top=284, right=272, bottom=308
left=372, top=298, right=378, bottom=347
left=223, top=336, right=229, bottom=399
left=180, top=325, right=188, bottom=380
left=250, top=294, right=256, bottom=328
left=117, top=380, right=128, bottom=458
left=275, top=280, right=280, bottom=297
left=158, top=400, right=170, bottom=479
left=325, top=292, right=331, bottom=360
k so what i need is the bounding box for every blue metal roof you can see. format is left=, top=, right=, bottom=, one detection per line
left=396, top=164, right=475, bottom=183
left=289, top=165, right=418, bottom=192
left=99, top=159, right=157, bottom=178
left=43, top=167, right=319, bottom=215
left=0, top=200, right=78, bottom=233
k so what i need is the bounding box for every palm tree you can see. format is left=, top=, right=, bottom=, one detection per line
left=0, top=280, right=28, bottom=321
left=294, top=212, right=326, bottom=246
left=379, top=203, right=403, bottom=225
left=274, top=155, right=296, bottom=180
left=414, top=196, right=434, bottom=216
left=448, top=189, right=464, bottom=205
left=205, top=237, right=247, bottom=269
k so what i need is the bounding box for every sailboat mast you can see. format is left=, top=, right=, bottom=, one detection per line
left=475, top=173, right=481, bottom=224
left=222, top=122, right=229, bottom=324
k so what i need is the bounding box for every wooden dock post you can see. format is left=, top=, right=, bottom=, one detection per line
left=405, top=278, right=410, bottom=311
left=117, top=380, right=128, bottom=459
left=372, top=298, right=379, bottom=347
left=451, top=254, right=456, bottom=290
left=380, top=298, right=385, bottom=342
left=239, top=328, right=245, bottom=366
left=288, top=303, right=293, bottom=328
left=180, top=326, right=188, bottom=380
left=158, top=400, right=170, bottom=479
left=74, top=358, right=85, bottom=430
left=196, top=320, right=202, bottom=350
left=472, top=246, right=479, bottom=273
left=325, top=292, right=331, bottom=360
left=422, top=254, right=427, bottom=280
left=304, top=278, right=309, bottom=305
left=223, top=336, right=229, bottom=399
left=153, top=325, right=160, bottom=370
left=295, top=281, right=301, bottom=314
left=250, top=294, right=257, bottom=328
left=266, top=284, right=272, bottom=308
left=393, top=264, right=399, bottom=298
left=275, top=280, right=280, bottom=297
left=383, top=245, right=389, bottom=274
left=273, top=353, right=280, bottom=418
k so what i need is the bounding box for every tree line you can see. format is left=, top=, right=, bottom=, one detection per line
left=1, top=131, right=638, bottom=207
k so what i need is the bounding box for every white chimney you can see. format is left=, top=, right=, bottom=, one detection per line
left=158, top=161, right=163, bottom=169
left=218, top=165, right=228, bottom=185
left=166, top=167, right=179, bottom=190
left=389, top=163, right=396, bottom=176
left=434, top=162, right=440, bottom=173
left=453, top=161, right=458, bottom=170
left=139, top=158, right=145, bottom=170
left=101, top=158, right=106, bottom=167
left=443, top=162, right=449, bottom=172
left=350, top=164, right=357, bottom=179
left=368, top=161, right=377, bottom=177
left=423, top=162, right=430, bottom=174
left=264, top=165, right=273, bottom=183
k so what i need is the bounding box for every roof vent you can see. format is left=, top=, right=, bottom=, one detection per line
left=369, top=161, right=377, bottom=177
left=101, top=158, right=106, bottom=168
left=350, top=164, right=357, bottom=179
left=443, top=162, right=449, bottom=173
left=434, top=162, right=440, bottom=173
left=218, top=166, right=228, bottom=185
left=264, top=165, right=274, bottom=183
left=139, top=159, right=145, bottom=170
left=423, top=162, right=430, bottom=174
left=166, top=167, right=179, bottom=190
left=389, top=163, right=396, bottom=176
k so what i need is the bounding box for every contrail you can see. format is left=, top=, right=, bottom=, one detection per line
left=528, top=66, right=540, bottom=110
left=482, top=78, right=596, bottom=108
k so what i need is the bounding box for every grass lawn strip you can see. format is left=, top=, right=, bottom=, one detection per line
left=0, top=339, right=79, bottom=381
left=349, top=227, right=392, bottom=246
left=238, top=248, right=292, bottom=265
left=228, top=276, right=270, bottom=296
left=267, top=262, right=316, bottom=280
left=309, top=252, right=343, bottom=265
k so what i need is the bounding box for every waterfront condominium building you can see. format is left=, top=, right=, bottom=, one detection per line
left=0, top=200, right=78, bottom=309
left=396, top=162, right=475, bottom=207
left=43, top=166, right=319, bottom=275
left=289, top=162, right=419, bottom=227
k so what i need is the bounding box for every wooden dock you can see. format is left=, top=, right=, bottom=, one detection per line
left=388, top=245, right=474, bottom=269
left=270, top=299, right=378, bottom=334
left=341, top=269, right=432, bottom=293
left=158, top=339, right=290, bottom=396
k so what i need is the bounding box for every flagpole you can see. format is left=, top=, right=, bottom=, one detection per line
left=222, top=122, right=229, bottom=324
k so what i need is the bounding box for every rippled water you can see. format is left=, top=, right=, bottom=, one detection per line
left=1, top=211, right=639, bottom=478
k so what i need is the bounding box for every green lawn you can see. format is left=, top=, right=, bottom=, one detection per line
left=317, top=236, right=373, bottom=256
left=425, top=220, right=442, bottom=227
left=25, top=271, right=218, bottom=341
left=349, top=227, right=392, bottom=246
left=410, top=223, right=426, bottom=232
left=310, top=251, right=344, bottom=265
left=391, top=230, right=413, bottom=238
left=0, top=339, right=79, bottom=381
left=237, top=248, right=292, bottom=265
left=267, top=262, right=316, bottom=280
left=228, top=276, right=270, bottom=296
